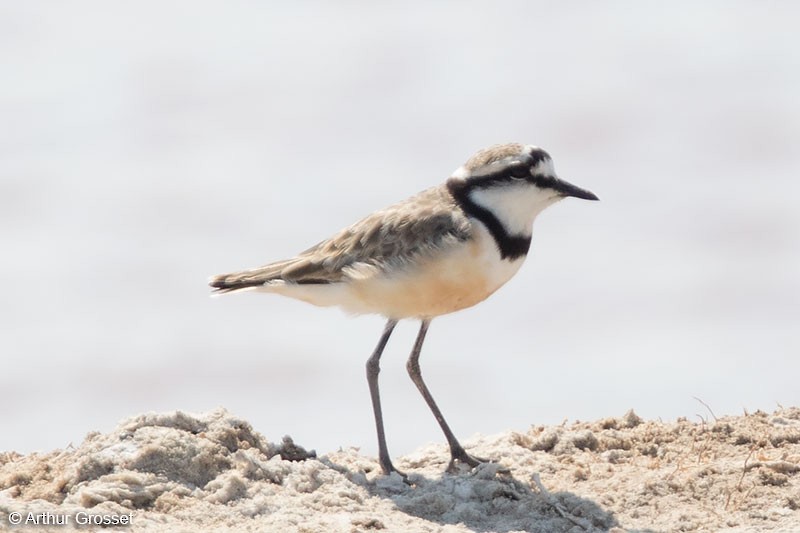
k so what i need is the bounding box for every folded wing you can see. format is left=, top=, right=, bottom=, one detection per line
left=209, top=186, right=471, bottom=293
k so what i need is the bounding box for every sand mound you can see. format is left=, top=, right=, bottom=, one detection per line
left=1, top=408, right=799, bottom=532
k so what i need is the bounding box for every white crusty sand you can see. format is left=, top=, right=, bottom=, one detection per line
left=1, top=408, right=799, bottom=532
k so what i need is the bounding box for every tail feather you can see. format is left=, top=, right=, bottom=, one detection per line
left=209, top=254, right=343, bottom=293
left=209, top=260, right=296, bottom=294
left=208, top=274, right=265, bottom=294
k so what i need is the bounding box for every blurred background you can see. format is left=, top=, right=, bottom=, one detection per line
left=2, top=2, right=798, bottom=457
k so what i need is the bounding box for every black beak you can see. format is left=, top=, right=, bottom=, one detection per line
left=553, top=177, right=599, bottom=201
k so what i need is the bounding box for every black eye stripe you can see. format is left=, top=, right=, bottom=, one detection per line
left=465, top=150, right=552, bottom=188
left=468, top=165, right=524, bottom=185
left=510, top=165, right=529, bottom=178
left=465, top=166, right=555, bottom=190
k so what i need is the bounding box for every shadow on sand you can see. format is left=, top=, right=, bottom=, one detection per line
left=323, top=458, right=659, bottom=533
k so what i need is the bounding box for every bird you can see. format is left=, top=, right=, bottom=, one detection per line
left=209, top=143, right=598, bottom=476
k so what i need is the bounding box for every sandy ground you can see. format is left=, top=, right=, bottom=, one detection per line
left=1, top=408, right=798, bottom=532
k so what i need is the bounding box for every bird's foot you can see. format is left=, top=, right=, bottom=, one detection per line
left=446, top=447, right=509, bottom=475
left=379, top=458, right=411, bottom=484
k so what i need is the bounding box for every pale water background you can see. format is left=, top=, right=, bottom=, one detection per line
left=2, top=2, right=799, bottom=457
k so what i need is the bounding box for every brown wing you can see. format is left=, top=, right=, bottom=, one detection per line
left=209, top=185, right=471, bottom=293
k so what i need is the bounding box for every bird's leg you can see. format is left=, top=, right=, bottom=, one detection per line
left=406, top=319, right=490, bottom=473
left=366, top=319, right=403, bottom=477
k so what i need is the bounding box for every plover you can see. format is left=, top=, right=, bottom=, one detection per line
left=210, top=143, right=598, bottom=476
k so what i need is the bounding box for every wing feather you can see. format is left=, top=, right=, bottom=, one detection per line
left=209, top=186, right=471, bottom=293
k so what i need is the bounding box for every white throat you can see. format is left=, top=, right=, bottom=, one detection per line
left=468, top=184, right=562, bottom=236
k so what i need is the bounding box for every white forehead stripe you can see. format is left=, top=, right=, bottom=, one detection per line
left=533, top=158, right=555, bottom=175
left=451, top=165, right=470, bottom=179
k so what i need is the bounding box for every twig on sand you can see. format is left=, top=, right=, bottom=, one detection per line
left=693, top=396, right=718, bottom=423
left=737, top=446, right=756, bottom=489
left=531, top=473, right=594, bottom=531
left=725, top=445, right=758, bottom=511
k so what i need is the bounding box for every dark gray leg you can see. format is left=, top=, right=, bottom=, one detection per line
left=366, top=319, right=401, bottom=476
left=406, top=319, right=489, bottom=473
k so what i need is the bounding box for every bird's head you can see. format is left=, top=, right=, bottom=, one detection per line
left=446, top=144, right=598, bottom=233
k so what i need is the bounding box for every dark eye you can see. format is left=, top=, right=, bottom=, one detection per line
left=509, top=165, right=529, bottom=179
